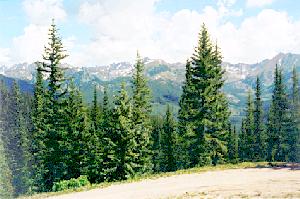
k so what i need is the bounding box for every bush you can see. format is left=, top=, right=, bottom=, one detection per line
left=52, top=175, right=90, bottom=192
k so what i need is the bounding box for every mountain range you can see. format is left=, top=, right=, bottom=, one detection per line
left=1, top=52, right=300, bottom=125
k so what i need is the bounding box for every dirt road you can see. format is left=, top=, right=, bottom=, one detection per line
left=49, top=167, right=300, bottom=199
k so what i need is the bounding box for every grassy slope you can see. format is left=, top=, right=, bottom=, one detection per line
left=20, top=162, right=270, bottom=199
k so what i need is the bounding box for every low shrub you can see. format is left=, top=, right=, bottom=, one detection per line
left=52, top=175, right=90, bottom=192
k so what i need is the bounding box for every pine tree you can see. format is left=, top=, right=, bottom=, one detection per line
left=131, top=52, right=152, bottom=173
left=289, top=66, right=300, bottom=162
left=208, top=44, right=231, bottom=165
left=184, top=24, right=230, bottom=166
left=100, top=86, right=116, bottom=181
left=267, top=65, right=290, bottom=162
left=111, top=82, right=136, bottom=180
left=39, top=20, right=69, bottom=190
left=31, top=63, right=46, bottom=191
left=65, top=82, right=88, bottom=180
left=150, top=116, right=163, bottom=172
left=85, top=85, right=103, bottom=183
left=90, top=85, right=100, bottom=131
left=178, top=60, right=193, bottom=168
left=160, top=105, right=177, bottom=172
left=240, top=91, right=255, bottom=161
left=253, top=77, right=266, bottom=161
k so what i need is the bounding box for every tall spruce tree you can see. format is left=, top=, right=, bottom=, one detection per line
left=111, top=83, right=136, bottom=180
left=150, top=116, right=163, bottom=172
left=31, top=63, right=47, bottom=191
left=253, top=77, right=266, bottom=161
left=65, top=82, right=88, bottom=180
left=85, top=85, right=103, bottom=183
left=289, top=66, right=300, bottom=162
left=178, top=60, right=193, bottom=168
left=240, top=91, right=255, bottom=161
left=267, top=65, right=290, bottom=162
left=184, top=24, right=230, bottom=166
left=160, top=105, right=177, bottom=172
left=39, top=20, right=69, bottom=190
left=131, top=52, right=152, bottom=173
left=100, top=86, right=116, bottom=181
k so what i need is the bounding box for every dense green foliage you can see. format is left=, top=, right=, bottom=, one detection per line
left=239, top=67, right=300, bottom=163
left=131, top=52, right=153, bottom=173
left=52, top=175, right=90, bottom=192
left=178, top=24, right=230, bottom=167
left=1, top=21, right=299, bottom=197
left=160, top=105, right=178, bottom=172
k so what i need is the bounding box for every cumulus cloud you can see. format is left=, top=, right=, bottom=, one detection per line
left=23, top=0, right=66, bottom=25
left=5, top=0, right=300, bottom=66
left=246, top=0, right=275, bottom=8
left=8, top=0, right=69, bottom=65
left=12, top=24, right=48, bottom=63
left=75, top=0, right=300, bottom=65
left=217, top=9, right=300, bottom=63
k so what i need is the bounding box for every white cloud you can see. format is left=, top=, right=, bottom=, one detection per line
left=5, top=0, right=300, bottom=67
left=217, top=9, right=300, bottom=63
left=7, top=0, right=68, bottom=64
left=23, top=0, right=66, bottom=25
left=246, top=0, right=275, bottom=8
left=12, top=24, right=48, bottom=63
left=75, top=0, right=300, bottom=66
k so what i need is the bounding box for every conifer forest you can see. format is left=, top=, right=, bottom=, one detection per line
left=0, top=22, right=299, bottom=198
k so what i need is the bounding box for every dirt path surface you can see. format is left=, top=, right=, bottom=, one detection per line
left=48, top=167, right=300, bottom=199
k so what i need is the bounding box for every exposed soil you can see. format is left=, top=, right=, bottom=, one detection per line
left=49, top=165, right=300, bottom=199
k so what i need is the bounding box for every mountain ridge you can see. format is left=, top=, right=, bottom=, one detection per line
left=1, top=52, right=300, bottom=125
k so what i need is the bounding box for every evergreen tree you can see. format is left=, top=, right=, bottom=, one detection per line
left=160, top=105, right=177, bottom=172
left=65, top=82, right=88, bottom=180
left=150, top=116, right=163, bottom=172
left=240, top=91, right=255, bottom=161
left=131, top=52, right=152, bottom=173
left=90, top=85, right=100, bottom=131
left=85, top=85, right=103, bottom=183
left=39, top=20, right=69, bottom=190
left=184, top=24, right=230, bottom=166
left=253, top=77, right=266, bottom=161
left=178, top=60, right=193, bottom=168
left=289, top=66, right=300, bottom=162
left=267, top=65, right=290, bottom=162
left=100, top=86, right=116, bottom=181
left=31, top=63, right=47, bottom=191
left=111, top=83, right=136, bottom=180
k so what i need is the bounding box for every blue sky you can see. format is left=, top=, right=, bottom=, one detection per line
left=0, top=0, right=300, bottom=66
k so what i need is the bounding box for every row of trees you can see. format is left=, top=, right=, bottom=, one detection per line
left=1, top=21, right=299, bottom=198
left=0, top=22, right=188, bottom=196
left=240, top=66, right=300, bottom=163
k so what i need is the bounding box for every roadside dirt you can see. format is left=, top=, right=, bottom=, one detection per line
left=48, top=166, right=300, bottom=199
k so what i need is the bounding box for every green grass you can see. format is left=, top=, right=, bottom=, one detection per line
left=20, top=162, right=270, bottom=199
